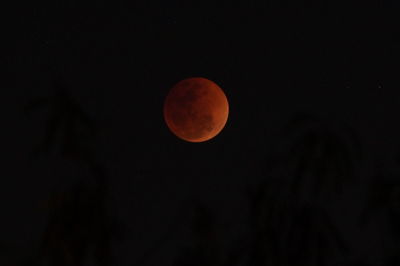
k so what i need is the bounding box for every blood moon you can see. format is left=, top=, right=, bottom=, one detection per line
left=163, top=77, right=229, bottom=142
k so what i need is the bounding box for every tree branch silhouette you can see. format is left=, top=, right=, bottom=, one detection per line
left=25, top=77, right=121, bottom=266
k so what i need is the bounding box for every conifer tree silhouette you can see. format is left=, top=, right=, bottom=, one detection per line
left=246, top=112, right=358, bottom=265
left=173, top=202, right=223, bottom=266
left=360, top=156, right=400, bottom=263
left=25, top=76, right=121, bottom=266
left=24, top=78, right=96, bottom=161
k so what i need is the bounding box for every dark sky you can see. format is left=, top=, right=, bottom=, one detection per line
left=2, top=1, right=398, bottom=265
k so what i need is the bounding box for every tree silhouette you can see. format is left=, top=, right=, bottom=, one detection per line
left=278, top=112, right=361, bottom=204
left=359, top=157, right=400, bottom=262
left=245, top=112, right=357, bottom=265
left=359, top=171, right=400, bottom=229
left=173, top=202, right=224, bottom=266
left=24, top=78, right=96, bottom=161
left=384, top=255, right=400, bottom=266
left=247, top=183, right=349, bottom=266
left=25, top=77, right=121, bottom=266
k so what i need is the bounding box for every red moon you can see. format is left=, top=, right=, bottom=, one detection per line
left=163, top=77, right=229, bottom=142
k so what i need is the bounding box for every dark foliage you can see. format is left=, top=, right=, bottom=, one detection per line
left=24, top=79, right=121, bottom=266
left=359, top=162, right=400, bottom=260
left=279, top=112, right=361, bottom=203
left=173, top=202, right=223, bottom=266
left=360, top=172, right=400, bottom=228
left=171, top=113, right=359, bottom=266
left=245, top=112, right=357, bottom=266
left=24, top=78, right=97, bottom=162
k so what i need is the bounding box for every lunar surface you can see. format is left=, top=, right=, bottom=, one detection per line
left=163, top=77, right=229, bottom=142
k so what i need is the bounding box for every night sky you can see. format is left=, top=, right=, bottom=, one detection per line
left=2, top=1, right=398, bottom=266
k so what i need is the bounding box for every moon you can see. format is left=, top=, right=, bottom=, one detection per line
left=164, top=77, right=229, bottom=142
